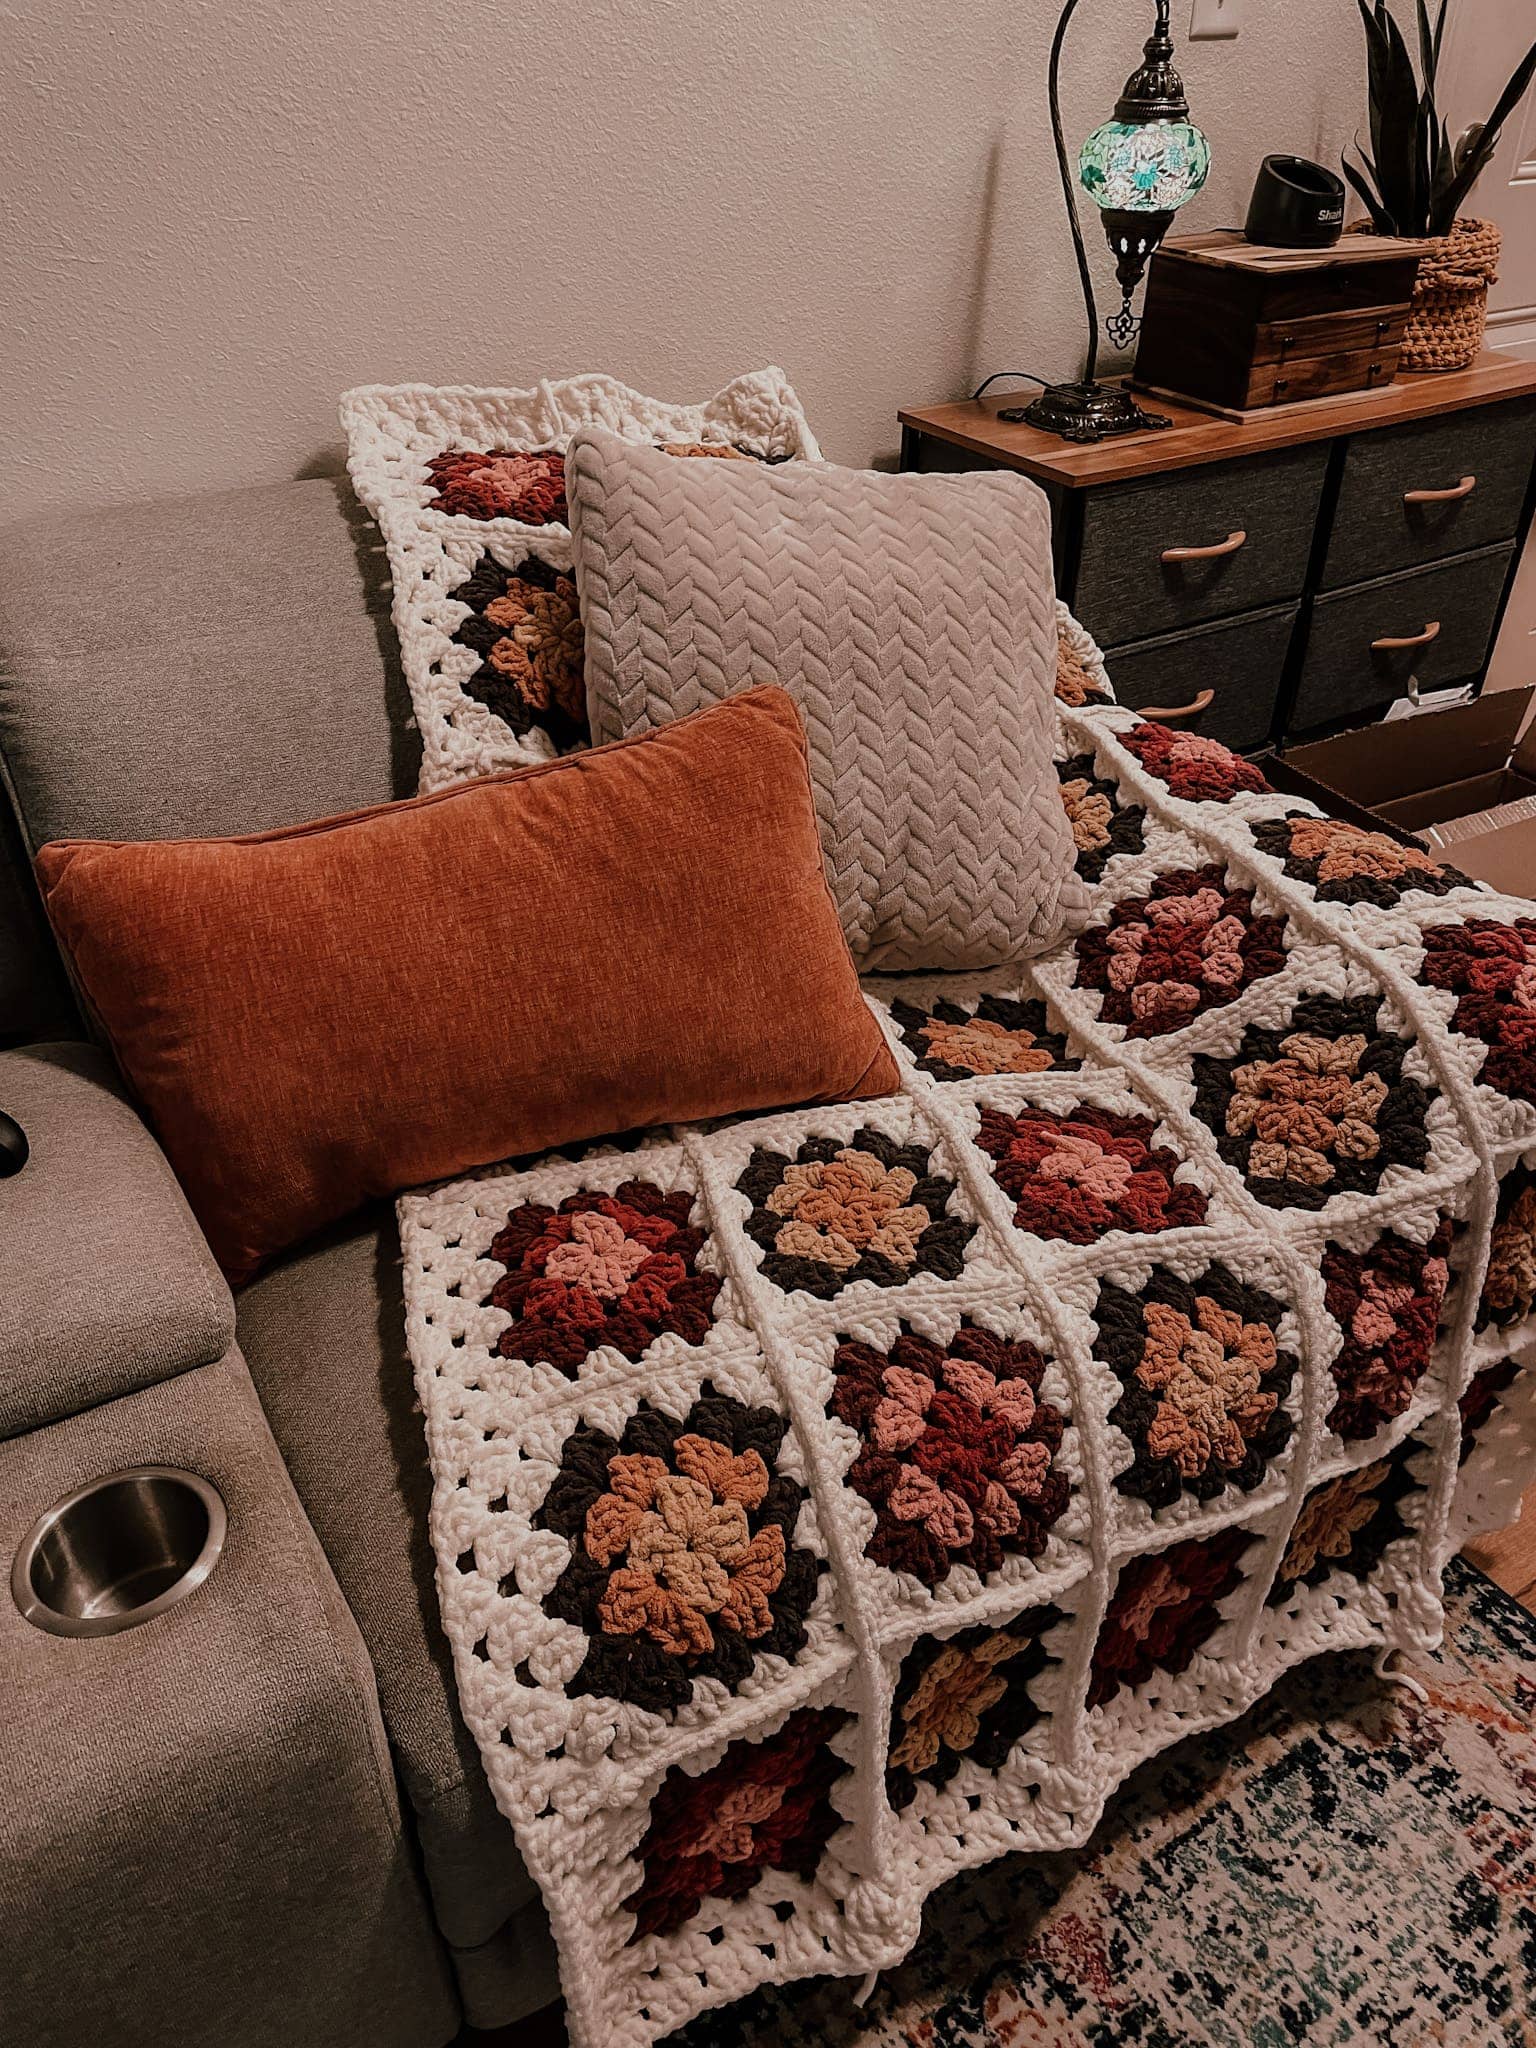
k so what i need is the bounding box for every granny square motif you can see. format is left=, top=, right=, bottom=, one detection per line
left=399, top=695, right=1536, bottom=2048
left=341, top=369, right=819, bottom=791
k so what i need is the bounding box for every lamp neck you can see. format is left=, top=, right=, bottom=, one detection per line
left=1115, top=0, right=1190, bottom=123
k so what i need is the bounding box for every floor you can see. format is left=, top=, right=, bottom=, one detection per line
left=1463, top=1472, right=1536, bottom=1614
left=454, top=1479, right=1536, bottom=2048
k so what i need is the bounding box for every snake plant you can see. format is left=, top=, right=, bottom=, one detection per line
left=1344, top=0, right=1536, bottom=237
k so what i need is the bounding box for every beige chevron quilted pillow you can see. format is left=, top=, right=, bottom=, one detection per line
left=569, top=428, right=1090, bottom=972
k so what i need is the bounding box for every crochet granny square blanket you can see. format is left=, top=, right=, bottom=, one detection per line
left=400, top=674, right=1536, bottom=2048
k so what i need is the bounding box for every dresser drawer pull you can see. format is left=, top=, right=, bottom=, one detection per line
left=1140, top=688, right=1216, bottom=722
left=1403, top=475, right=1477, bottom=506
left=1161, top=530, right=1247, bottom=565
left=1372, top=620, right=1441, bottom=653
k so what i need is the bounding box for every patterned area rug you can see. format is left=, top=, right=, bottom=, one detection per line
left=679, top=1557, right=1535, bottom=2048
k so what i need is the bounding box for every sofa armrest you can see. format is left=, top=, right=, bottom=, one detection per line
left=0, top=1041, right=233, bottom=1437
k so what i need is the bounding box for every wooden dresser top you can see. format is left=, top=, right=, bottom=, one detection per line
left=898, top=353, right=1536, bottom=491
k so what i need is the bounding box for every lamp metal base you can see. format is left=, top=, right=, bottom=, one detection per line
left=1006, top=380, right=1173, bottom=445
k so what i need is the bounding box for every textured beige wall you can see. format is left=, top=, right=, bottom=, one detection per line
left=1, top=0, right=1362, bottom=521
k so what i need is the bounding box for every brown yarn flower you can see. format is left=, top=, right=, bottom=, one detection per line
left=659, top=441, right=755, bottom=461
left=1056, top=755, right=1147, bottom=885
left=537, top=1388, right=819, bottom=1713
left=1096, top=1265, right=1295, bottom=1509
left=1193, top=995, right=1431, bottom=1211
left=448, top=552, right=589, bottom=751
left=884, top=1606, right=1061, bottom=1808
left=1055, top=631, right=1110, bottom=708
left=1267, top=1447, right=1421, bottom=1602
left=1251, top=814, right=1468, bottom=909
left=1277, top=1466, right=1386, bottom=1581
left=890, top=995, right=1076, bottom=1082
left=739, top=1129, right=976, bottom=1300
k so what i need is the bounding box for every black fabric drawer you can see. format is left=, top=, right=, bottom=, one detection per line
left=1105, top=603, right=1298, bottom=754
left=1289, top=543, right=1515, bottom=734
left=1320, top=395, right=1536, bottom=590
left=1074, top=442, right=1327, bottom=645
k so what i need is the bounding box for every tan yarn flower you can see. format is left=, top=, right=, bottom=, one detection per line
left=888, top=1632, right=1024, bottom=1774
left=1279, top=1465, right=1386, bottom=1581
left=485, top=576, right=583, bottom=718
left=1055, top=632, right=1101, bottom=707
left=660, top=441, right=753, bottom=460
left=1227, top=1031, right=1388, bottom=1186
left=586, top=1438, right=787, bottom=1657
left=768, top=1148, right=930, bottom=1272
left=920, top=1014, right=1055, bottom=1077
left=1287, top=817, right=1436, bottom=887
left=1059, top=776, right=1114, bottom=854
left=1137, top=1296, right=1279, bottom=1478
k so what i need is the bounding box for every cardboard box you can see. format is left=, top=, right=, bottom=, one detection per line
left=1264, top=688, right=1536, bottom=898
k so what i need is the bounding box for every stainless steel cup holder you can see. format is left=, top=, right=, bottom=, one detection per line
left=11, top=1466, right=226, bottom=1638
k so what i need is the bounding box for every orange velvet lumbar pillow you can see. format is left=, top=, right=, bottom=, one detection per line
left=37, top=685, right=899, bottom=1284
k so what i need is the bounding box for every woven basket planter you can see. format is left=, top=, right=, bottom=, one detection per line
left=1351, top=218, right=1502, bottom=371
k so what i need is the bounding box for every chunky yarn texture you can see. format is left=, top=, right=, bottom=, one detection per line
left=400, top=683, right=1536, bottom=2048
left=340, top=370, right=820, bottom=792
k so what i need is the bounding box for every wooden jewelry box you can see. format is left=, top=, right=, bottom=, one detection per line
left=1132, top=230, right=1427, bottom=419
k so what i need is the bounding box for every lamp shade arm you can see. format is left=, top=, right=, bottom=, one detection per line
left=1047, top=0, right=1101, bottom=388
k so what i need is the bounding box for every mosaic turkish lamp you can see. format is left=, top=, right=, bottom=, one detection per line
left=1023, top=0, right=1211, bottom=443
left=1080, top=113, right=1209, bottom=346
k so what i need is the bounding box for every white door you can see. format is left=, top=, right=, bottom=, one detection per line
left=1440, top=7, right=1536, bottom=688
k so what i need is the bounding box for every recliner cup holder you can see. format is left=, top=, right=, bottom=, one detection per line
left=11, top=1466, right=226, bottom=1638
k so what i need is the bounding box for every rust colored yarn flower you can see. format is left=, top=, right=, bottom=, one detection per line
left=829, top=1322, right=1070, bottom=1586
left=623, top=1706, right=850, bottom=1939
left=1421, top=918, right=1536, bottom=1106
left=1056, top=754, right=1147, bottom=886
left=1267, top=1449, right=1419, bottom=1601
left=1055, top=631, right=1111, bottom=708
left=487, top=1182, right=721, bottom=1377
left=1320, top=1221, right=1453, bottom=1441
left=426, top=448, right=568, bottom=524
left=1120, top=723, right=1271, bottom=804
left=1075, top=864, right=1288, bottom=1039
left=978, top=1103, right=1208, bottom=1246
left=1458, top=1358, right=1519, bottom=1463
left=1192, top=995, right=1431, bottom=1211
left=1478, top=1164, right=1536, bottom=1333
left=1088, top=1527, right=1254, bottom=1707
left=1096, top=1265, right=1295, bottom=1510
left=537, top=1389, right=820, bottom=1712
left=738, top=1129, right=976, bottom=1300
left=890, top=994, right=1077, bottom=1083
left=1250, top=813, right=1468, bottom=909
left=885, top=1604, right=1061, bottom=1809
left=449, top=552, right=588, bottom=750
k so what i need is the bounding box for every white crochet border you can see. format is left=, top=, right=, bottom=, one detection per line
left=399, top=694, right=1536, bottom=2048
left=340, top=369, right=822, bottom=792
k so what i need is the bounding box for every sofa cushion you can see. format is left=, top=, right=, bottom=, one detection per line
left=0, top=1042, right=234, bottom=1438
left=0, top=476, right=417, bottom=854
left=235, top=1207, right=542, bottom=1953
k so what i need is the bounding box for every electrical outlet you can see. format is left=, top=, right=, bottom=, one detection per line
left=1190, top=0, right=1243, bottom=39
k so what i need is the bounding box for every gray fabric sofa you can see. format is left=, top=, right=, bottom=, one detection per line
left=0, top=479, right=560, bottom=2043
